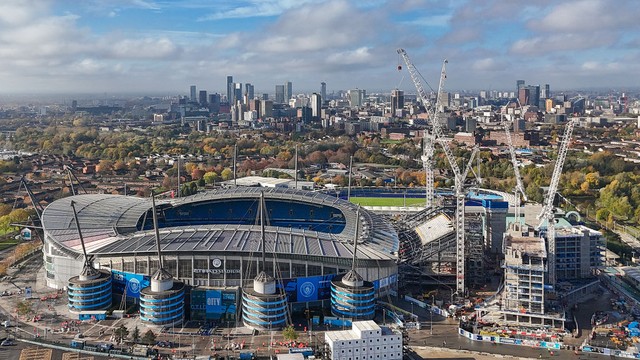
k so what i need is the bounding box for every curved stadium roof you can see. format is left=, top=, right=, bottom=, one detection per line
left=42, top=187, right=399, bottom=262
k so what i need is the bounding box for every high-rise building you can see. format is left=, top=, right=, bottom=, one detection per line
left=516, top=80, right=525, bottom=95
left=234, top=83, right=243, bottom=105
left=310, top=93, right=322, bottom=119
left=245, top=83, right=254, bottom=101
left=190, top=85, right=197, bottom=102
left=285, top=81, right=292, bottom=102
left=349, top=89, right=365, bottom=108
left=541, top=84, right=550, bottom=99
left=262, top=93, right=269, bottom=100
left=320, top=82, right=327, bottom=103
left=391, top=89, right=404, bottom=117
left=275, top=85, right=285, bottom=104
left=261, top=99, right=273, bottom=117
left=198, top=90, right=208, bottom=106
left=208, top=93, right=221, bottom=113
left=226, top=76, right=233, bottom=104
left=518, top=87, right=530, bottom=107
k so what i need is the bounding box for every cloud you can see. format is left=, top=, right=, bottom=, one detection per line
left=472, top=58, right=507, bottom=72
left=107, top=38, right=181, bottom=59
left=199, top=0, right=321, bottom=21
left=510, top=32, right=616, bottom=55
left=530, top=0, right=638, bottom=33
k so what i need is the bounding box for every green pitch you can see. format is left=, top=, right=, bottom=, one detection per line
left=349, top=197, right=426, bottom=207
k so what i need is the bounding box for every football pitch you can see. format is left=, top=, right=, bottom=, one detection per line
left=349, top=197, right=425, bottom=207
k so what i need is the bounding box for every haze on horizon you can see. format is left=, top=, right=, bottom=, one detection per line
left=0, top=0, right=638, bottom=95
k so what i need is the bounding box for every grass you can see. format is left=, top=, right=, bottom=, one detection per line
left=349, top=197, right=426, bottom=207
left=0, top=239, right=19, bottom=252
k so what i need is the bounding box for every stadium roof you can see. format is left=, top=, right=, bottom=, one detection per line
left=42, top=187, right=399, bottom=262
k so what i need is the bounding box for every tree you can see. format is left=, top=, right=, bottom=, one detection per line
left=131, top=326, right=140, bottom=343
left=16, top=300, right=32, bottom=316
left=221, top=168, right=233, bottom=181
left=203, top=171, right=219, bottom=185
left=282, top=325, right=298, bottom=341
left=142, top=330, right=157, bottom=345
left=114, top=324, right=130, bottom=344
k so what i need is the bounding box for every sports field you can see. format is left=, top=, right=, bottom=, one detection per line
left=349, top=197, right=425, bottom=207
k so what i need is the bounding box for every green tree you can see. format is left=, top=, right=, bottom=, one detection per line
left=221, top=168, right=233, bottom=181
left=203, top=171, right=219, bottom=185
left=131, top=326, right=140, bottom=343
left=142, top=330, right=157, bottom=345
left=282, top=325, right=298, bottom=341
left=114, top=324, right=130, bottom=344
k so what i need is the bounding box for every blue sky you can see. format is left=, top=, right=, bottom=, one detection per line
left=0, top=0, right=638, bottom=95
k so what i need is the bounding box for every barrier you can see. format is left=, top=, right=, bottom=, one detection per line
left=458, top=328, right=562, bottom=350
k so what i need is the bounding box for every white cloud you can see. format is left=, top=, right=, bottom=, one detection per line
left=107, top=38, right=180, bottom=59
left=326, top=47, right=373, bottom=65
left=510, top=32, right=616, bottom=55
left=199, top=0, right=321, bottom=21
left=530, top=0, right=638, bottom=33
left=472, top=58, right=506, bottom=72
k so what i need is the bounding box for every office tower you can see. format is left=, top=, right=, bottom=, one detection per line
left=190, top=85, right=197, bottom=102
left=234, top=83, right=243, bottom=105
left=542, top=84, right=550, bottom=99
left=321, top=82, right=327, bottom=103
left=275, top=85, right=285, bottom=104
left=285, top=81, right=292, bottom=102
left=208, top=93, right=221, bottom=113
left=226, top=76, right=233, bottom=104
left=349, top=89, right=365, bottom=108
left=249, top=99, right=261, bottom=118
left=261, top=100, right=273, bottom=117
left=516, top=80, right=525, bottom=95
left=262, top=93, right=269, bottom=100
left=310, top=93, right=321, bottom=119
left=198, top=90, right=207, bottom=106
left=245, top=83, right=254, bottom=101
left=391, top=89, right=404, bottom=116
left=518, top=87, right=530, bottom=107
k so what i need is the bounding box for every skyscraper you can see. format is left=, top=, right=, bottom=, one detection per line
left=226, top=76, right=233, bottom=104
left=275, top=85, right=285, bottom=104
left=285, top=81, right=292, bottom=102
left=391, top=89, right=404, bottom=116
left=349, top=89, right=365, bottom=108
left=310, top=93, right=321, bottom=119
left=199, top=90, right=208, bottom=106
left=320, top=82, right=326, bottom=103
left=245, top=83, right=255, bottom=101
left=516, top=80, right=525, bottom=95
left=234, top=83, right=243, bottom=105
left=190, top=85, right=197, bottom=102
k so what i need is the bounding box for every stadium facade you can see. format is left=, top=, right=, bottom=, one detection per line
left=41, top=187, right=399, bottom=321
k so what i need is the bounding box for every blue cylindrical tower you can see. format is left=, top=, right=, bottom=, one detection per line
left=67, top=267, right=113, bottom=314
left=330, top=270, right=375, bottom=320
left=242, top=272, right=288, bottom=330
left=140, top=269, right=185, bottom=327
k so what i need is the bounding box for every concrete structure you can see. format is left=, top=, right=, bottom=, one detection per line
left=499, top=223, right=564, bottom=329
left=325, top=321, right=402, bottom=360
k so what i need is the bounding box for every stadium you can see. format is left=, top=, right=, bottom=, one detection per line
left=41, top=187, right=399, bottom=322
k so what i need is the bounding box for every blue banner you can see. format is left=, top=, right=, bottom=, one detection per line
left=111, top=270, right=149, bottom=299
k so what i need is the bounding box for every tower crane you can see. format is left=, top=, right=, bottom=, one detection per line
left=536, top=119, right=577, bottom=286
left=501, top=105, right=528, bottom=222
left=397, top=49, right=447, bottom=208
left=397, top=48, right=477, bottom=298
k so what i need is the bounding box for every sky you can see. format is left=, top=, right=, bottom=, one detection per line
left=0, top=0, right=638, bottom=95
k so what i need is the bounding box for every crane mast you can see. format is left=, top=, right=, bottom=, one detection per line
left=397, top=48, right=474, bottom=298
left=537, top=119, right=577, bottom=286
left=400, top=50, right=447, bottom=208
left=502, top=114, right=528, bottom=221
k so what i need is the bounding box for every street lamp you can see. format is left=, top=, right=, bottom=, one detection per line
left=430, top=296, right=434, bottom=335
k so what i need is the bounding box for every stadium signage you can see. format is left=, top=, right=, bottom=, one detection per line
left=193, top=269, right=240, bottom=274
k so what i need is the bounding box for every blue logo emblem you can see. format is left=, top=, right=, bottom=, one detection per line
left=128, top=278, right=140, bottom=294
left=300, top=282, right=315, bottom=298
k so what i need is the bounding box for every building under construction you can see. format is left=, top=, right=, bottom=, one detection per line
left=397, top=192, right=508, bottom=294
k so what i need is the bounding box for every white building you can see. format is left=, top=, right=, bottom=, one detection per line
left=325, top=321, right=402, bottom=360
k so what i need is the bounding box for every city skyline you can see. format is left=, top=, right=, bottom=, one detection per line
left=0, top=0, right=638, bottom=95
